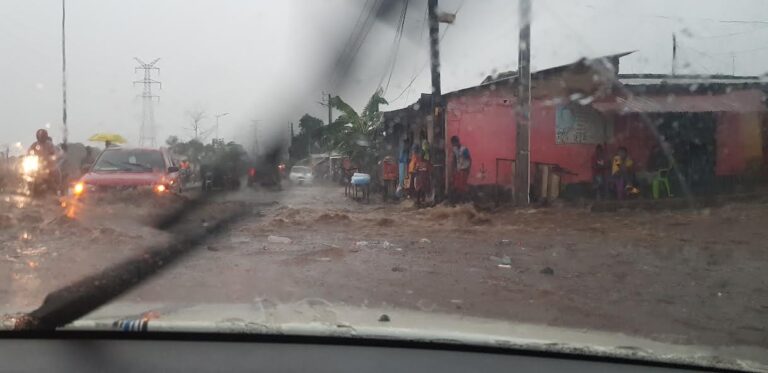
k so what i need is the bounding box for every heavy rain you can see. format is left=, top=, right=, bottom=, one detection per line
left=1, top=0, right=768, bottom=370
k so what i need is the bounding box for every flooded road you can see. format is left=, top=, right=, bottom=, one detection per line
left=1, top=184, right=767, bottom=351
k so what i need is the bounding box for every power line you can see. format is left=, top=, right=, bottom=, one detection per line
left=712, top=45, right=768, bottom=55
left=381, top=0, right=410, bottom=94
left=580, top=5, right=768, bottom=25
left=388, top=0, right=465, bottom=104
left=332, top=0, right=384, bottom=90
left=692, top=24, right=768, bottom=39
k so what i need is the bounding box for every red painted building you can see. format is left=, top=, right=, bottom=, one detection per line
left=385, top=53, right=768, bottom=199
left=442, top=57, right=767, bottom=198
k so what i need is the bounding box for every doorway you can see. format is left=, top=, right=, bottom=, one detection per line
left=655, top=112, right=717, bottom=194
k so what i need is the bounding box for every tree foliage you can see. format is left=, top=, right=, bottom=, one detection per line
left=289, top=114, right=325, bottom=163
left=288, top=90, right=388, bottom=171
left=326, top=89, right=388, bottom=170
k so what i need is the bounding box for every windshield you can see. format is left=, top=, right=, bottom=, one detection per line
left=2, top=0, right=768, bottom=370
left=93, top=149, right=165, bottom=172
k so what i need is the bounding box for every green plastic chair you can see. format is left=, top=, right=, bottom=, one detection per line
left=652, top=168, right=672, bottom=199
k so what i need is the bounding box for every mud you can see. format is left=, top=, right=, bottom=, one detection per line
left=1, top=184, right=767, bottom=356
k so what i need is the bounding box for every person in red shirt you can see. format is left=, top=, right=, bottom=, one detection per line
left=413, top=152, right=432, bottom=207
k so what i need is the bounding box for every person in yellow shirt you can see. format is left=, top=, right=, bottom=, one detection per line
left=611, top=146, right=634, bottom=200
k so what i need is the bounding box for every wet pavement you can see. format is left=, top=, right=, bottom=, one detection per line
left=1, top=183, right=767, bottom=351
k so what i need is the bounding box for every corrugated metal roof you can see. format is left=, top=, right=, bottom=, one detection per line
left=593, top=89, right=766, bottom=113
left=620, top=77, right=768, bottom=86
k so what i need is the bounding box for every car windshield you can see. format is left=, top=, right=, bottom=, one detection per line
left=93, top=149, right=165, bottom=172
left=2, top=0, right=768, bottom=370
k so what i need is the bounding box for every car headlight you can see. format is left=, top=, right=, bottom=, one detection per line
left=73, top=182, right=85, bottom=196
left=155, top=184, right=167, bottom=193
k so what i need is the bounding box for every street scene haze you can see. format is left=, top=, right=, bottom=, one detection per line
left=2, top=1, right=768, bottom=371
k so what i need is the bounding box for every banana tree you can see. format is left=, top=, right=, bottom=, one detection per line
left=326, top=90, right=388, bottom=171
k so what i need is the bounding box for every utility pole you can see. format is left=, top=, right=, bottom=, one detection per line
left=214, top=112, right=229, bottom=141
left=672, top=33, right=677, bottom=76
left=428, top=0, right=446, bottom=203
left=731, top=53, right=736, bottom=75
left=327, top=92, right=333, bottom=175
left=328, top=93, right=333, bottom=129
left=61, top=0, right=68, bottom=145
left=133, top=58, right=161, bottom=147
left=514, top=0, right=531, bottom=205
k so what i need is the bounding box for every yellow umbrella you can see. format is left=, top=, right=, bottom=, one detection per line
left=88, top=133, right=127, bottom=147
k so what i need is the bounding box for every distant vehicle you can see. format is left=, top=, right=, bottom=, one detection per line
left=72, top=147, right=181, bottom=197
left=289, top=165, right=313, bottom=185
left=21, top=153, right=62, bottom=197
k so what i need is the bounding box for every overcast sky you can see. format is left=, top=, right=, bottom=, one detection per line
left=1, top=0, right=767, bottom=153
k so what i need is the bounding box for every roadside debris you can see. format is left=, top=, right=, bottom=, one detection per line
left=540, top=267, right=555, bottom=275
left=230, top=236, right=250, bottom=244
left=490, top=255, right=512, bottom=266
left=355, top=241, right=369, bottom=247
left=19, top=247, right=47, bottom=256
left=2, top=255, right=19, bottom=263
left=419, top=238, right=431, bottom=244
left=391, top=266, right=405, bottom=272
left=268, top=235, right=292, bottom=244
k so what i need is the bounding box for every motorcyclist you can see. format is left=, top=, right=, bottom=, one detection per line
left=27, top=129, right=63, bottom=194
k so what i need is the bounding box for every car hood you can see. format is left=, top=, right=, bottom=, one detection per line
left=5, top=301, right=765, bottom=372
left=82, top=171, right=164, bottom=186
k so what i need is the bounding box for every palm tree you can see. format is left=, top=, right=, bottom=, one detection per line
left=326, top=90, right=388, bottom=171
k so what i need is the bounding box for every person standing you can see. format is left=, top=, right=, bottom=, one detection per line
left=591, top=144, right=608, bottom=200
left=611, top=146, right=634, bottom=200
left=450, top=136, right=471, bottom=203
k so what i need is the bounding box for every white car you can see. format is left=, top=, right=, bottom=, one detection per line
left=289, top=166, right=314, bottom=185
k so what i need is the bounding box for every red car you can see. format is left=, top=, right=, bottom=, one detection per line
left=72, top=147, right=182, bottom=197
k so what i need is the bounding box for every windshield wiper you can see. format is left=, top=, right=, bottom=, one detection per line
left=13, top=193, right=257, bottom=331
left=8, top=5, right=392, bottom=329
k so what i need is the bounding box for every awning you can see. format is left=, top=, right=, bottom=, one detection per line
left=593, top=89, right=766, bottom=113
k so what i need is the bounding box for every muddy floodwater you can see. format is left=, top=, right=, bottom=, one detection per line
left=1, top=184, right=767, bottom=351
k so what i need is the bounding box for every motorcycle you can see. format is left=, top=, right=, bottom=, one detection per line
left=21, top=154, right=62, bottom=196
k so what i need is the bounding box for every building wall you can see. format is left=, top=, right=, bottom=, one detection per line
left=717, top=112, right=764, bottom=176
left=445, top=89, right=601, bottom=186
left=446, top=86, right=766, bottom=190
left=616, top=111, right=765, bottom=177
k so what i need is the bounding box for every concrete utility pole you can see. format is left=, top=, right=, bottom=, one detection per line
left=61, top=0, right=68, bottom=145
left=327, top=93, right=333, bottom=175
left=428, top=0, right=446, bottom=203
left=133, top=58, right=161, bottom=147
left=514, top=0, right=532, bottom=205
left=214, top=112, right=229, bottom=141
